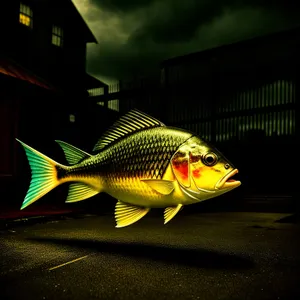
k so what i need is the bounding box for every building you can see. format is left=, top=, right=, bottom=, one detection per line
left=1, top=0, right=109, bottom=93
left=97, top=26, right=298, bottom=204
left=160, top=26, right=298, bottom=141
left=0, top=0, right=118, bottom=201
left=159, top=26, right=298, bottom=199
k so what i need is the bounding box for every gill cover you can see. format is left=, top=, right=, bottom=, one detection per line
left=171, top=136, right=217, bottom=199
left=171, top=144, right=191, bottom=188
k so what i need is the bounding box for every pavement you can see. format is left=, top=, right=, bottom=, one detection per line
left=1, top=211, right=300, bottom=300
left=0, top=203, right=85, bottom=230
left=0, top=192, right=297, bottom=231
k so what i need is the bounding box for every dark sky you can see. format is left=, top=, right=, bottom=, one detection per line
left=72, top=0, right=300, bottom=84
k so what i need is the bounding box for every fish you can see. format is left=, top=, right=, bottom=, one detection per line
left=16, top=109, right=241, bottom=228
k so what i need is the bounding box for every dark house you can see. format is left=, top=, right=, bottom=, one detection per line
left=1, top=0, right=108, bottom=93
left=99, top=27, right=298, bottom=208
left=0, top=0, right=118, bottom=202
left=159, top=27, right=298, bottom=198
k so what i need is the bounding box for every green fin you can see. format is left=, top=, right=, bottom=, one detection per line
left=141, top=179, right=175, bottom=195
left=55, top=140, right=91, bottom=165
left=164, top=204, right=183, bottom=224
left=16, top=139, right=62, bottom=210
left=115, top=201, right=150, bottom=228
left=66, top=183, right=99, bottom=203
left=93, top=109, right=165, bottom=152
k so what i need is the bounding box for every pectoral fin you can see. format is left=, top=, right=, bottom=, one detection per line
left=66, top=183, right=99, bottom=203
left=141, top=179, right=175, bottom=195
left=164, top=204, right=183, bottom=224
left=115, top=201, right=150, bottom=228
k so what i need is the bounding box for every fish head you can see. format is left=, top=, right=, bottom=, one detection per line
left=171, top=136, right=241, bottom=202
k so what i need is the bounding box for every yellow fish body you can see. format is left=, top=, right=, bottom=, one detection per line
left=17, top=110, right=241, bottom=228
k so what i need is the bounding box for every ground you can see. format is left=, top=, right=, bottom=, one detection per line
left=0, top=212, right=299, bottom=300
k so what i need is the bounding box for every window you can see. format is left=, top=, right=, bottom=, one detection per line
left=69, top=114, right=75, bottom=123
left=52, top=25, right=64, bottom=47
left=108, top=99, right=119, bottom=112
left=88, top=88, right=104, bottom=97
left=19, top=3, right=33, bottom=28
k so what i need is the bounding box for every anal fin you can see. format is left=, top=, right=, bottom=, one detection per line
left=115, top=201, right=150, bottom=228
left=164, top=204, right=183, bottom=224
left=66, top=183, right=99, bottom=203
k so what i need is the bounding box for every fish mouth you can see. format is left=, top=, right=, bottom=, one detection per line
left=215, top=169, right=241, bottom=190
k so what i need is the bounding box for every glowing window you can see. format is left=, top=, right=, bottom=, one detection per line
left=88, top=88, right=104, bottom=96
left=108, top=99, right=119, bottom=112
left=19, top=3, right=33, bottom=28
left=69, top=114, right=75, bottom=123
left=52, top=25, right=64, bottom=47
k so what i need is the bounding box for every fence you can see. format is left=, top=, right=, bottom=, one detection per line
left=166, top=77, right=296, bottom=142
left=114, top=77, right=296, bottom=142
left=103, top=68, right=297, bottom=196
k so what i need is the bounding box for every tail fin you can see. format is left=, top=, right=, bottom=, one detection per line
left=16, top=139, right=64, bottom=210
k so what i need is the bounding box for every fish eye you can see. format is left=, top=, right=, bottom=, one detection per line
left=202, top=152, right=218, bottom=166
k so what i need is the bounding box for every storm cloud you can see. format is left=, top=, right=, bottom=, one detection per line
left=72, top=0, right=300, bottom=83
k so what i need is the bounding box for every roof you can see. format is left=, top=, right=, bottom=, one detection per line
left=36, top=0, right=97, bottom=44
left=161, top=26, right=300, bottom=68
left=0, top=57, right=55, bottom=90
left=85, top=73, right=108, bottom=89
left=68, top=0, right=97, bottom=44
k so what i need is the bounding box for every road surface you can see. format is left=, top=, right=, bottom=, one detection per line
left=1, top=212, right=299, bottom=300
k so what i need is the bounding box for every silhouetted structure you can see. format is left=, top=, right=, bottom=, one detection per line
left=159, top=27, right=298, bottom=200
left=97, top=27, right=298, bottom=206
left=1, top=0, right=108, bottom=92
left=0, top=0, right=119, bottom=201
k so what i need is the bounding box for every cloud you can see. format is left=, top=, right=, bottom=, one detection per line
left=89, top=0, right=154, bottom=13
left=72, top=0, right=300, bottom=83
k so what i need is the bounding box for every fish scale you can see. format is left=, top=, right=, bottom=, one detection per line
left=97, top=127, right=191, bottom=181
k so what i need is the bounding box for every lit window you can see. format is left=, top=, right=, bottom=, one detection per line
left=88, top=88, right=104, bottom=96
left=52, top=25, right=64, bottom=47
left=69, top=114, right=75, bottom=123
left=108, top=99, right=119, bottom=112
left=19, top=3, right=33, bottom=28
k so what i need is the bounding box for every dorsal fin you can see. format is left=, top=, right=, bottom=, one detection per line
left=93, top=109, right=165, bottom=152
left=55, top=140, right=91, bottom=165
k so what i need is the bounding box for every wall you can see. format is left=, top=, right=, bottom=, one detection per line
left=0, top=76, right=19, bottom=177
left=0, top=0, right=89, bottom=89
